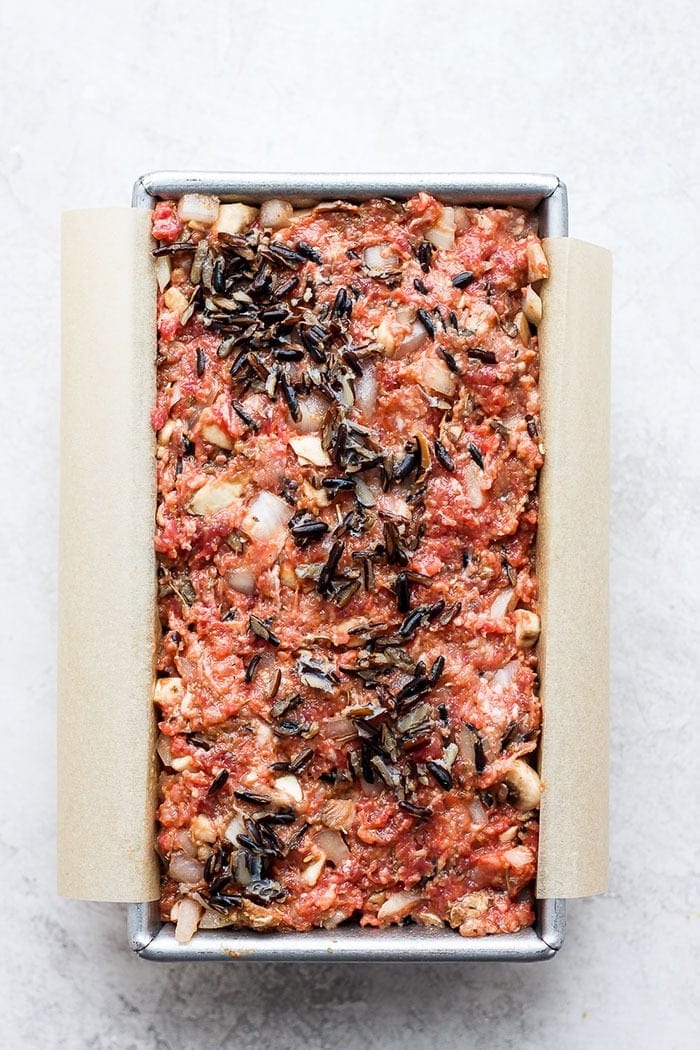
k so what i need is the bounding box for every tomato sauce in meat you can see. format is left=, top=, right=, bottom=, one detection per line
left=151, top=193, right=548, bottom=941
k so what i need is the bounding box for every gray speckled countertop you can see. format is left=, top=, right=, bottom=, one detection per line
left=1, top=0, right=698, bottom=1046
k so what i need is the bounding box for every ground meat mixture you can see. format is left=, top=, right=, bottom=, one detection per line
left=151, top=191, right=549, bottom=943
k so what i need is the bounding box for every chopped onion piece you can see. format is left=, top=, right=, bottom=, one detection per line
left=259, top=199, right=293, bottom=230
left=174, top=897, right=202, bottom=943
left=289, top=434, right=331, bottom=467
left=465, top=462, right=486, bottom=509
left=224, top=813, right=246, bottom=844
left=318, top=798, right=356, bottom=831
left=425, top=207, right=456, bottom=249
left=503, top=846, right=534, bottom=869
left=516, top=309, right=530, bottom=346
left=296, top=393, right=329, bottom=434
left=454, top=206, right=470, bottom=230
left=156, top=733, right=173, bottom=767
left=168, top=853, right=205, bottom=884
left=321, top=910, right=348, bottom=929
left=398, top=320, right=428, bottom=358
left=279, top=561, right=297, bottom=588
left=314, top=829, right=350, bottom=866
left=374, top=316, right=396, bottom=353
left=443, top=742, right=459, bottom=769
left=157, top=419, right=175, bottom=446
left=492, top=660, right=519, bottom=689
left=200, top=420, right=234, bottom=450
left=377, top=890, right=420, bottom=920
left=153, top=677, right=184, bottom=706
left=354, top=477, right=376, bottom=507
left=177, top=194, right=219, bottom=227
left=155, top=255, right=171, bottom=292
left=377, top=492, right=411, bottom=520
left=527, top=240, right=550, bottom=282
left=274, top=774, right=303, bottom=803
left=226, top=568, right=256, bottom=595
left=171, top=755, right=193, bottom=772
left=458, top=726, right=476, bottom=773
left=363, top=243, right=399, bottom=272
left=215, top=202, right=258, bottom=236
left=173, top=828, right=198, bottom=858
left=468, top=798, right=487, bottom=828
left=163, top=286, right=188, bottom=316
left=301, top=854, right=326, bottom=887
left=325, top=716, right=355, bottom=740
left=354, top=364, right=377, bottom=417
left=199, top=911, right=236, bottom=929
left=190, top=814, right=217, bottom=844
left=189, top=476, right=247, bottom=516
left=417, top=355, right=457, bottom=396
left=241, top=491, right=293, bottom=543
left=522, top=285, right=543, bottom=325
left=489, top=587, right=515, bottom=618
left=514, top=609, right=540, bottom=648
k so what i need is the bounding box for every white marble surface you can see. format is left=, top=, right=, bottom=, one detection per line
left=1, top=0, right=699, bottom=1046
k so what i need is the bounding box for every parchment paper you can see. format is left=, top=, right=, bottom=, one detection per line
left=58, top=209, right=160, bottom=901
left=536, top=238, right=611, bottom=897
left=57, top=214, right=610, bottom=903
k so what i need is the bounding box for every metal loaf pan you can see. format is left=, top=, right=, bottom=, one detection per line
left=129, top=172, right=568, bottom=962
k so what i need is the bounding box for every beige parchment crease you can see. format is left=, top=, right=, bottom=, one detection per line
left=536, top=238, right=611, bottom=898
left=58, top=208, right=159, bottom=901
left=57, top=214, right=610, bottom=904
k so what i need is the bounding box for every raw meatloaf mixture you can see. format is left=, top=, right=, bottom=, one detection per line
left=151, top=191, right=548, bottom=943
